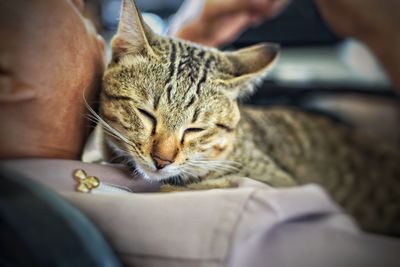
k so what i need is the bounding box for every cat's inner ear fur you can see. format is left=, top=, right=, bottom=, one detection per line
left=221, top=43, right=280, bottom=99
left=111, top=0, right=156, bottom=60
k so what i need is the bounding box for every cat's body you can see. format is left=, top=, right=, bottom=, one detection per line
left=226, top=107, right=400, bottom=235
left=98, top=0, right=400, bottom=236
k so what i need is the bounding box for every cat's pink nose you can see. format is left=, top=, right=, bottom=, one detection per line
left=151, top=154, right=173, bottom=170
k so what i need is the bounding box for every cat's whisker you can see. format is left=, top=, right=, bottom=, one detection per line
left=190, top=159, right=242, bottom=167
left=192, top=161, right=241, bottom=167
left=96, top=125, right=127, bottom=143
left=108, top=154, right=126, bottom=163
left=108, top=140, right=148, bottom=167
left=186, top=159, right=241, bottom=173
left=85, top=113, right=122, bottom=140
left=184, top=161, right=239, bottom=177
left=180, top=169, right=199, bottom=179
left=83, top=96, right=133, bottom=146
left=101, top=129, right=127, bottom=144
left=205, top=164, right=238, bottom=172
left=196, top=162, right=239, bottom=170
left=178, top=166, right=200, bottom=181
left=84, top=98, right=146, bottom=161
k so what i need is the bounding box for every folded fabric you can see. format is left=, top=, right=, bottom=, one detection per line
left=2, top=159, right=400, bottom=267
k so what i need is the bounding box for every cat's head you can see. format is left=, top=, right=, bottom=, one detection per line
left=101, top=0, right=279, bottom=182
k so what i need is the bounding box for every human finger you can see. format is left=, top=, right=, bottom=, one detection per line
left=207, top=13, right=255, bottom=46
left=255, top=0, right=291, bottom=18
left=204, top=0, right=283, bottom=19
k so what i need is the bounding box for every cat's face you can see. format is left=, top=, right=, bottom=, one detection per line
left=100, top=0, right=279, bottom=182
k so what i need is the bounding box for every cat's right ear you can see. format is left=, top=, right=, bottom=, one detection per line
left=111, top=0, right=156, bottom=60
left=219, top=43, right=279, bottom=99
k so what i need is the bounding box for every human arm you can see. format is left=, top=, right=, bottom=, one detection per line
left=171, top=0, right=290, bottom=47
left=315, top=0, right=400, bottom=91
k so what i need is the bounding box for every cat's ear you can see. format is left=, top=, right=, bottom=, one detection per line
left=220, top=43, right=279, bottom=99
left=111, top=0, right=156, bottom=59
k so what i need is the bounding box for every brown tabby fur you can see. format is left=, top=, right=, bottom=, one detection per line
left=98, top=0, right=400, bottom=236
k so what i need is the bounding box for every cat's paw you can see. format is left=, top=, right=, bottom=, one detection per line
left=187, top=177, right=237, bottom=190
left=158, top=184, right=191, bottom=193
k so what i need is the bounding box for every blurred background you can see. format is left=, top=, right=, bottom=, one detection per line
left=84, top=0, right=400, bottom=146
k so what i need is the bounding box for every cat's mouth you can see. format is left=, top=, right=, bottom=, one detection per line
left=134, top=162, right=180, bottom=182
left=106, top=140, right=186, bottom=182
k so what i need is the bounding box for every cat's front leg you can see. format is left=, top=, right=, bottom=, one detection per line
left=158, top=177, right=237, bottom=192
left=187, top=177, right=237, bottom=190
left=158, top=184, right=192, bottom=192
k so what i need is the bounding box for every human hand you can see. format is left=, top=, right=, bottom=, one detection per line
left=174, top=0, right=290, bottom=47
left=315, top=0, right=400, bottom=90
left=315, top=0, right=399, bottom=42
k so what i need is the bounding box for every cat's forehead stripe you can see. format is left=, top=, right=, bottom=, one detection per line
left=166, top=41, right=177, bottom=103
left=153, top=94, right=160, bottom=110
left=163, top=40, right=216, bottom=112
left=168, top=41, right=177, bottom=78
left=195, top=57, right=212, bottom=97
left=185, top=95, right=196, bottom=109
left=192, top=109, right=200, bottom=123
left=166, top=84, right=173, bottom=104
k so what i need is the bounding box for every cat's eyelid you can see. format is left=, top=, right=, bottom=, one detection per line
left=185, top=123, right=210, bottom=132
left=137, top=108, right=157, bottom=135
left=216, top=123, right=234, bottom=132
left=137, top=108, right=155, bottom=119
left=185, top=127, right=206, bottom=133
left=181, top=127, right=206, bottom=144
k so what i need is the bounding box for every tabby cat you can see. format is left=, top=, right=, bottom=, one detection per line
left=98, top=0, right=400, bottom=236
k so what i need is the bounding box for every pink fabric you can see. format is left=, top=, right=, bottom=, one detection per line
left=2, top=159, right=400, bottom=267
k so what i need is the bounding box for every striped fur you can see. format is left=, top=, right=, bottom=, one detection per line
left=100, top=0, right=400, bottom=236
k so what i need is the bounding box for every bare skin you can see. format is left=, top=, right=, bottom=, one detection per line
left=175, top=0, right=290, bottom=47
left=176, top=0, right=400, bottom=90
left=0, top=0, right=105, bottom=159
left=315, top=0, right=400, bottom=90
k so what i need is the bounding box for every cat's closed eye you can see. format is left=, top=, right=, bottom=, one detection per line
left=184, top=128, right=205, bottom=134
left=181, top=127, right=206, bottom=144
left=137, top=108, right=157, bottom=135
left=216, top=123, right=234, bottom=132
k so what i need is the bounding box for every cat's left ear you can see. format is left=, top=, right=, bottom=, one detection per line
left=111, top=0, right=157, bottom=59
left=220, top=43, right=279, bottom=99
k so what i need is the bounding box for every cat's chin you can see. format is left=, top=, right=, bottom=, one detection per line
left=106, top=140, right=190, bottom=182
left=134, top=164, right=180, bottom=182
left=105, top=140, right=177, bottom=181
